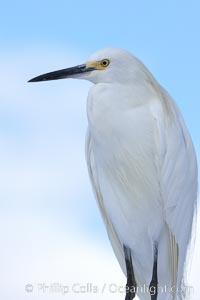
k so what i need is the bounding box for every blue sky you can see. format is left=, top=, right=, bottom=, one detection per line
left=1, top=0, right=199, bottom=143
left=0, top=1, right=199, bottom=300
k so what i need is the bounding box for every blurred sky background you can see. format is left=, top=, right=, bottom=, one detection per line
left=0, top=1, right=199, bottom=299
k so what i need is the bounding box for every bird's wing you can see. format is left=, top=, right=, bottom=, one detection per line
left=85, top=86, right=197, bottom=290
left=151, top=86, right=198, bottom=287
left=85, top=131, right=126, bottom=275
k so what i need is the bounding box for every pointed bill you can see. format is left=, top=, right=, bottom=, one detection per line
left=28, top=64, right=95, bottom=82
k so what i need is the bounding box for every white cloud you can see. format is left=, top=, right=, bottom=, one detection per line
left=0, top=213, right=126, bottom=300
left=0, top=49, right=91, bottom=216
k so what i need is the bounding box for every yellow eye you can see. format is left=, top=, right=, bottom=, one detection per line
left=101, top=59, right=110, bottom=68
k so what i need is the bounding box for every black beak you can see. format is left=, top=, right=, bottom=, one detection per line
left=28, top=64, right=95, bottom=82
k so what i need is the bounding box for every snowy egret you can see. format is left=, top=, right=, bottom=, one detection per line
left=29, top=48, right=198, bottom=300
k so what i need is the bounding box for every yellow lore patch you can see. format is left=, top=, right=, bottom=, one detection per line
left=86, top=59, right=110, bottom=70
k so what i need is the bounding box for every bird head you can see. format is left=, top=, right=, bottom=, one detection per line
left=28, top=48, right=145, bottom=85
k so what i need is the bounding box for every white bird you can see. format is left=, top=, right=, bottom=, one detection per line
left=29, top=48, right=198, bottom=300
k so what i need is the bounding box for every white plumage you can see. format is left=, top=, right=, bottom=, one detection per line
left=85, top=48, right=197, bottom=300
left=29, top=47, right=198, bottom=300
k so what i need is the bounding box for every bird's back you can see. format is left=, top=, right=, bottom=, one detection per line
left=86, top=59, right=197, bottom=300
